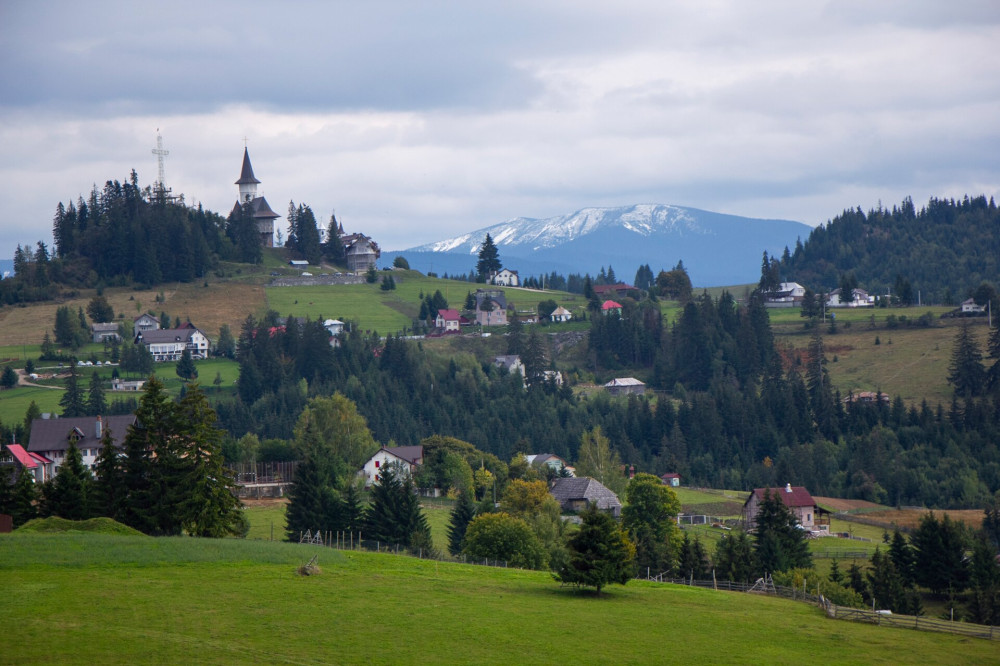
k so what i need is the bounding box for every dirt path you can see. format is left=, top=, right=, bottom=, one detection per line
left=16, top=368, right=64, bottom=390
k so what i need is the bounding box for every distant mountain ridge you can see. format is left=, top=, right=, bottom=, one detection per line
left=382, top=204, right=811, bottom=287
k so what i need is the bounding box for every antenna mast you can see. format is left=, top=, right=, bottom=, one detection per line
left=152, top=129, right=170, bottom=188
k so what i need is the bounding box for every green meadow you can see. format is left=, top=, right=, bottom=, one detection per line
left=2, top=531, right=997, bottom=665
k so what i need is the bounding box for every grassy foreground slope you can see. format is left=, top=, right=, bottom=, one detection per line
left=1, top=534, right=995, bottom=665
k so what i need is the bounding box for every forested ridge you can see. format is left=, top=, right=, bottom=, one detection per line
left=219, top=297, right=1000, bottom=509
left=779, top=195, right=999, bottom=302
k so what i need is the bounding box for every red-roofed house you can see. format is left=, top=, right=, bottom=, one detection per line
left=742, top=484, right=830, bottom=534
left=661, top=473, right=681, bottom=487
left=601, top=300, right=623, bottom=316
left=435, top=309, right=461, bottom=333
left=1, top=444, right=51, bottom=483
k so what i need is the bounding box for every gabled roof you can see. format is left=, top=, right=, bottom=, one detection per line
left=4, top=444, right=37, bottom=469
left=384, top=445, right=423, bottom=465
left=549, top=477, right=622, bottom=512
left=494, top=355, right=522, bottom=370
left=235, top=147, right=261, bottom=185
left=137, top=327, right=205, bottom=345
left=550, top=306, right=572, bottom=316
left=91, top=322, right=119, bottom=332
left=437, top=309, right=461, bottom=321
left=604, top=377, right=644, bottom=388
left=746, top=485, right=816, bottom=509
left=134, top=313, right=158, bottom=323
left=601, top=300, right=623, bottom=310
left=27, top=415, right=137, bottom=455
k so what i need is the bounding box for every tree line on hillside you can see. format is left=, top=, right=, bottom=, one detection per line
left=776, top=195, right=1000, bottom=306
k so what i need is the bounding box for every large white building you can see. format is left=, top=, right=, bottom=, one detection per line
left=135, top=325, right=210, bottom=361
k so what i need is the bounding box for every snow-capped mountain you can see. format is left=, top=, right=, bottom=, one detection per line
left=381, top=204, right=811, bottom=287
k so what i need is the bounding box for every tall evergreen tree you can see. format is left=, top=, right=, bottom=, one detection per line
left=119, top=376, right=176, bottom=535
left=985, top=321, right=1000, bottom=394
left=91, top=425, right=123, bottom=519
left=44, top=442, right=92, bottom=520
left=11, top=468, right=39, bottom=527
left=713, top=531, right=756, bottom=583
left=752, top=489, right=812, bottom=574
left=476, top=234, right=501, bottom=281
left=948, top=321, right=985, bottom=397
left=59, top=365, right=86, bottom=417
left=447, top=489, right=476, bottom=556
left=285, top=454, right=339, bottom=541
left=176, top=348, right=198, bottom=381
left=324, top=213, right=346, bottom=264
left=87, top=372, right=107, bottom=415
left=555, top=503, right=636, bottom=593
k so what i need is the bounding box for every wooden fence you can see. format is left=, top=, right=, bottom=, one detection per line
left=653, top=574, right=999, bottom=641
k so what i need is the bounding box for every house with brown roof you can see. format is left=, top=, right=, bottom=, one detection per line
left=361, top=445, right=424, bottom=488
left=549, top=306, right=573, bottom=323
left=549, top=477, right=622, bottom=517
left=27, top=414, right=137, bottom=477
left=593, top=283, right=637, bottom=300
left=742, top=484, right=830, bottom=534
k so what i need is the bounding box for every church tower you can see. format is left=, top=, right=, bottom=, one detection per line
left=232, top=147, right=278, bottom=247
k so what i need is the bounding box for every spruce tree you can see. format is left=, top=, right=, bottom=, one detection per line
left=555, top=503, right=636, bottom=593
left=11, top=468, right=39, bottom=527
left=0, top=365, right=16, bottom=389
left=752, top=489, right=812, bottom=574
left=176, top=348, right=198, bottom=381
left=59, top=365, right=86, bottom=417
left=45, top=442, right=92, bottom=520
left=475, top=234, right=501, bottom=281
left=285, top=454, right=335, bottom=541
left=447, top=489, right=476, bottom=556
left=92, top=425, right=123, bottom=519
left=120, top=375, right=176, bottom=535
left=947, top=320, right=985, bottom=397
left=341, top=480, right=365, bottom=533
left=87, top=372, right=107, bottom=415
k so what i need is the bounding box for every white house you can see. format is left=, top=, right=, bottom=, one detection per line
left=134, top=313, right=160, bottom=333
left=323, top=319, right=345, bottom=336
left=27, top=414, right=137, bottom=477
left=542, top=370, right=564, bottom=387
left=491, top=268, right=520, bottom=287
left=494, top=355, right=525, bottom=378
left=111, top=378, right=146, bottom=392
left=764, top=282, right=805, bottom=308
left=361, top=446, right=424, bottom=488
left=961, top=298, right=985, bottom=314
left=135, top=325, right=210, bottom=361
left=550, top=306, right=573, bottom=323
left=435, top=309, right=461, bottom=333
left=604, top=377, right=645, bottom=396
left=826, top=288, right=874, bottom=308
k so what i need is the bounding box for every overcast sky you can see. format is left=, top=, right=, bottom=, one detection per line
left=2, top=1, right=998, bottom=260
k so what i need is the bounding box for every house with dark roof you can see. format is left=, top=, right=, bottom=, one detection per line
left=91, top=322, right=121, bottom=343
left=604, top=377, right=645, bottom=396
left=661, top=473, right=681, bottom=487
left=475, top=289, right=508, bottom=326
left=490, top=268, right=520, bottom=287
left=742, top=484, right=830, bottom=534
left=27, top=414, right=137, bottom=477
left=593, top=283, right=637, bottom=300
left=361, top=445, right=424, bottom=488
left=134, top=313, right=160, bottom=333
left=525, top=453, right=572, bottom=476
left=232, top=147, right=279, bottom=247
left=135, top=326, right=210, bottom=361
left=549, top=477, right=622, bottom=517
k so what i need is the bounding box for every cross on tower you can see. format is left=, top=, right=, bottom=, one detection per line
left=151, top=129, right=169, bottom=187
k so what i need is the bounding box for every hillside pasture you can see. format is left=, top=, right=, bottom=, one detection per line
left=2, top=532, right=997, bottom=664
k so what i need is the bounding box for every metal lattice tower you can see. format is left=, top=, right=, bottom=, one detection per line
left=151, top=129, right=169, bottom=187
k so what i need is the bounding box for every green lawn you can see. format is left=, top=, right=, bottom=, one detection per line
left=2, top=532, right=996, bottom=664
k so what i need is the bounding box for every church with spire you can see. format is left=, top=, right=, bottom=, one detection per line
left=232, top=147, right=279, bottom=247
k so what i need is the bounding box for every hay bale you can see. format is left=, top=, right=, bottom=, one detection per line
left=297, top=555, right=321, bottom=576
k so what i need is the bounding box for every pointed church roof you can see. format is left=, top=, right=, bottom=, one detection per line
left=251, top=196, right=280, bottom=220
left=235, top=148, right=261, bottom=185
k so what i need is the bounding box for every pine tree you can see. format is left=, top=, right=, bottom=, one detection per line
left=555, top=503, right=636, bottom=593
left=176, top=348, right=198, bottom=381
left=285, top=454, right=336, bottom=541
left=341, top=480, right=364, bottom=533
left=476, top=234, right=501, bottom=281
left=447, top=490, right=476, bottom=556
left=91, top=425, right=123, bottom=519
left=324, top=213, right=346, bottom=264
left=0, top=365, right=16, bottom=389
left=985, top=321, right=1000, bottom=394
left=947, top=320, right=985, bottom=397
left=11, top=468, right=39, bottom=527
left=87, top=372, right=107, bottom=415
left=752, top=489, right=812, bottom=574
left=59, top=365, right=86, bottom=417
left=44, top=442, right=92, bottom=520
left=888, top=528, right=916, bottom=587
left=171, top=384, right=244, bottom=537
left=713, top=531, right=756, bottom=583
left=119, top=375, right=176, bottom=535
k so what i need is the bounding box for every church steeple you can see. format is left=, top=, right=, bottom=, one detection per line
left=236, top=147, right=261, bottom=203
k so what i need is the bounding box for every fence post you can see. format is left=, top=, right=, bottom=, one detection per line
left=713, top=569, right=717, bottom=590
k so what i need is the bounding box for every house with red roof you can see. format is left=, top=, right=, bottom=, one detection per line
left=593, top=283, right=637, bottom=300
left=1, top=443, right=51, bottom=483
left=601, top=300, right=623, bottom=316
left=435, top=308, right=461, bottom=333
left=742, top=484, right=830, bottom=534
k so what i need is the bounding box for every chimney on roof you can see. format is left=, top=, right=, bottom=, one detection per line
left=785, top=483, right=792, bottom=493
left=95, top=415, right=102, bottom=440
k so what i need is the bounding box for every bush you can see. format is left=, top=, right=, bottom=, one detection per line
left=462, top=512, right=547, bottom=569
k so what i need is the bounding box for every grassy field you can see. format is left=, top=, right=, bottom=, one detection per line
left=1, top=531, right=996, bottom=665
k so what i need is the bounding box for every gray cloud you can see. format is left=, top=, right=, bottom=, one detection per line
left=1, top=1, right=998, bottom=261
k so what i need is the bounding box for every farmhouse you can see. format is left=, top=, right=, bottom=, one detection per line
left=661, top=473, right=681, bottom=487
left=361, top=446, right=424, bottom=488
left=475, top=289, right=508, bottom=326
left=764, top=282, right=806, bottom=308
left=742, top=484, right=830, bottom=534
left=604, top=377, right=645, bottom=396
left=323, top=319, right=345, bottom=336
left=27, top=414, right=137, bottom=477
left=549, top=477, right=622, bottom=517
left=961, top=298, right=985, bottom=314
left=111, top=378, right=146, bottom=392
left=494, top=355, right=525, bottom=378
left=232, top=147, right=280, bottom=247
left=135, top=325, right=210, bottom=361
left=601, top=300, right=623, bottom=316
left=490, top=268, right=520, bottom=287
left=826, top=288, right=873, bottom=308
left=133, top=313, right=160, bottom=333
left=1, top=443, right=51, bottom=483
left=435, top=309, right=461, bottom=333
left=91, top=322, right=120, bottom=343
left=549, top=306, right=572, bottom=323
